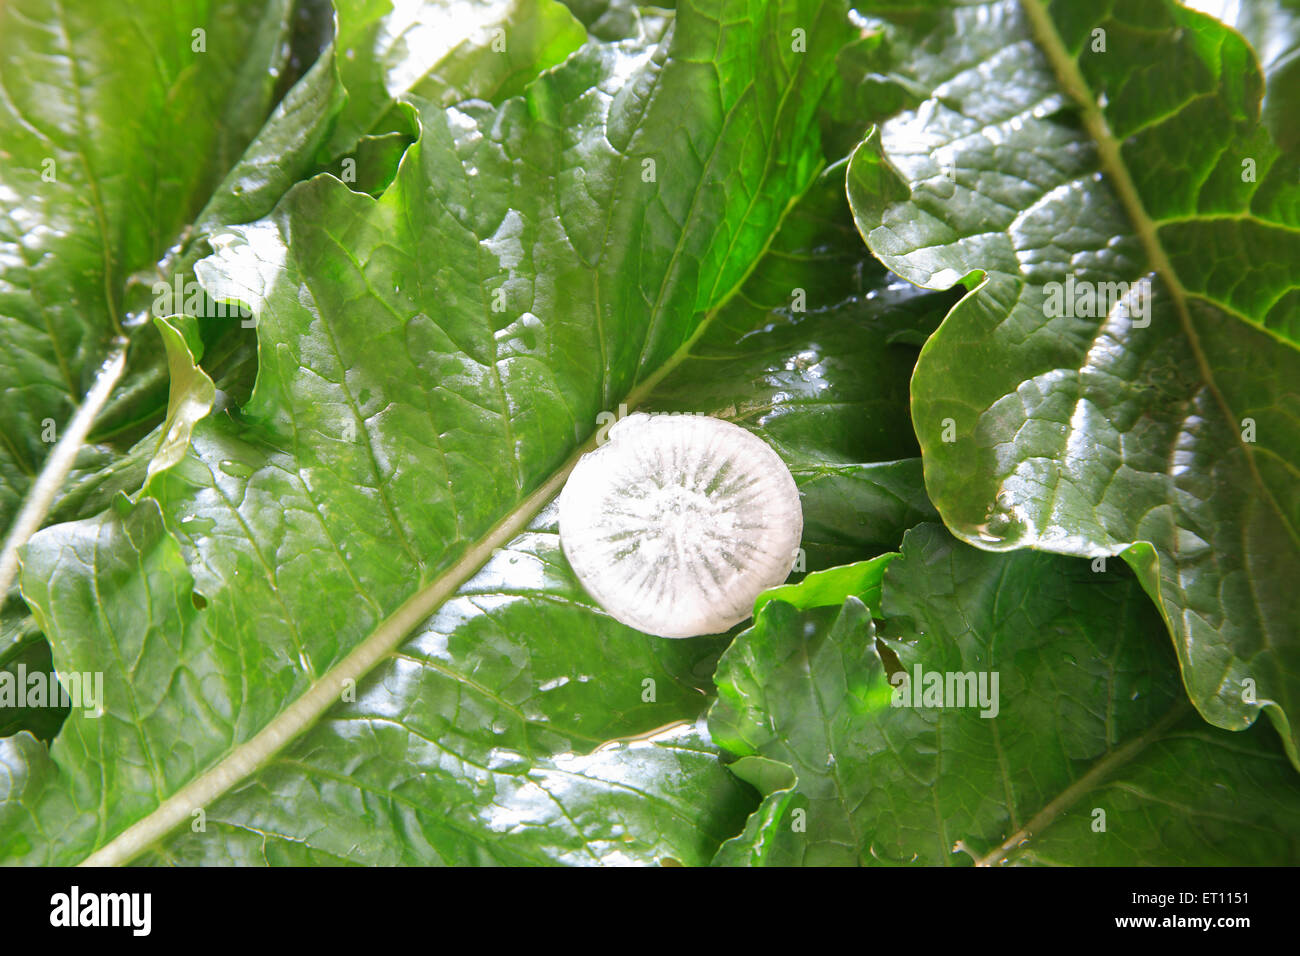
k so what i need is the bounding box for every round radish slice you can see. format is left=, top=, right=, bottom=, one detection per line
left=559, top=412, right=803, bottom=638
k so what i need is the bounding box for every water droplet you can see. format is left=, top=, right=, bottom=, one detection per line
left=985, top=511, right=1013, bottom=535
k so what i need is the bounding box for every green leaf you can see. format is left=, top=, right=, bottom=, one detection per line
left=325, top=0, right=588, bottom=159
left=0, top=0, right=296, bottom=531
left=561, top=0, right=675, bottom=43
left=753, top=555, right=893, bottom=616
left=710, top=524, right=1300, bottom=865
left=3, top=0, right=857, bottom=865
left=1183, top=0, right=1300, bottom=152
left=202, top=0, right=589, bottom=233
left=0, top=0, right=604, bottom=743
left=190, top=10, right=348, bottom=237
left=146, top=315, right=217, bottom=484
left=646, top=174, right=951, bottom=568
left=845, top=0, right=1300, bottom=766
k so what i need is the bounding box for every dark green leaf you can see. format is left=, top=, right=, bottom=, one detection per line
left=711, top=525, right=1300, bottom=865
left=846, top=0, right=1300, bottom=766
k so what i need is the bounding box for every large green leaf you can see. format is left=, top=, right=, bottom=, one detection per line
left=845, top=0, right=1300, bottom=765
left=7, top=496, right=751, bottom=865
left=2, top=0, right=859, bottom=865
left=710, top=524, right=1300, bottom=865
left=0, top=0, right=598, bottom=746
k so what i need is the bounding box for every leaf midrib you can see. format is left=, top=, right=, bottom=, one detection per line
left=78, top=444, right=589, bottom=866
left=974, top=698, right=1192, bottom=866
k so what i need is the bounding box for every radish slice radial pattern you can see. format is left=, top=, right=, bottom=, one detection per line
left=558, top=413, right=804, bottom=638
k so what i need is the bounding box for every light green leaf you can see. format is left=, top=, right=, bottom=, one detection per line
left=325, top=0, right=588, bottom=158
left=1183, top=0, right=1300, bottom=151
left=146, top=315, right=216, bottom=484
left=753, top=555, right=892, bottom=616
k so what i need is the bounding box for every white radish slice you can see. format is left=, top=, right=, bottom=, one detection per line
left=559, top=413, right=803, bottom=638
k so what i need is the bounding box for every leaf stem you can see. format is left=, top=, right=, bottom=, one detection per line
left=0, top=340, right=128, bottom=602
left=974, top=699, right=1190, bottom=865
left=77, top=124, right=827, bottom=868
left=77, top=279, right=743, bottom=866
left=79, top=426, right=600, bottom=866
